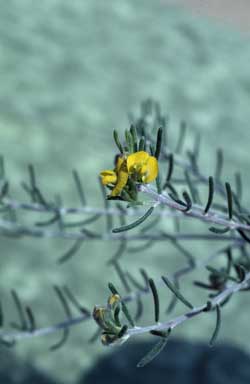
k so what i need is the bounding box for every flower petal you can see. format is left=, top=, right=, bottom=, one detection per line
left=100, top=170, right=117, bottom=185
left=116, top=155, right=126, bottom=172
left=143, top=156, right=158, bottom=183
left=111, top=160, right=128, bottom=196
left=127, top=151, right=149, bottom=173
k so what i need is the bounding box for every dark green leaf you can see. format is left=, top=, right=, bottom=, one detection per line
left=182, top=191, right=192, bottom=212
left=204, top=176, right=214, bottom=214
left=57, top=238, right=84, bottom=264
left=125, top=130, right=134, bottom=153
left=113, top=130, right=124, bottom=154
left=112, top=206, right=154, bottom=233
left=137, top=329, right=171, bottom=367
left=139, top=136, right=146, bottom=151
left=72, top=169, right=86, bottom=206
left=209, top=304, right=221, bottom=347
left=148, top=278, right=160, bottom=323
left=161, top=276, right=193, bottom=310
left=209, top=227, right=230, bottom=234
left=215, top=148, right=223, bottom=181
left=130, top=125, right=138, bottom=152
left=225, top=182, right=233, bottom=220
left=154, top=127, right=163, bottom=160
left=175, top=121, right=186, bottom=154
left=108, top=283, right=135, bottom=327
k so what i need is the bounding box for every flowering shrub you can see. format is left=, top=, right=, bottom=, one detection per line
left=0, top=100, right=250, bottom=368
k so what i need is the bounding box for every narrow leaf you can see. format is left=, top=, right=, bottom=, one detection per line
left=209, top=227, right=230, bottom=234
left=209, top=304, right=221, bottom=347
left=139, top=136, right=146, bottom=151
left=72, top=169, right=86, bottom=206
left=235, top=172, right=242, bottom=202
left=63, top=286, right=90, bottom=316
left=215, top=148, right=223, bottom=181
left=0, top=155, right=5, bottom=179
left=154, top=127, right=163, bottom=160
left=234, top=263, right=246, bottom=282
left=130, top=124, right=138, bottom=152
left=161, top=276, right=193, bottom=310
left=50, top=286, right=72, bottom=350
left=125, top=130, right=134, bottom=153
left=182, top=191, right=192, bottom=212
left=10, top=290, right=28, bottom=331
left=148, top=278, right=160, bottom=323
left=57, top=238, right=84, bottom=264
left=113, top=130, right=124, bottom=154
left=225, top=182, right=233, bottom=220
left=108, top=283, right=135, bottom=327
left=237, top=229, right=250, bottom=243
left=118, top=324, right=128, bottom=338
left=204, top=176, right=214, bottom=214
left=137, top=329, right=171, bottom=367
left=25, top=306, right=36, bottom=332
left=175, top=121, right=186, bottom=154
left=35, top=211, right=60, bottom=227
left=112, top=206, right=154, bottom=233
left=110, top=259, right=131, bottom=293
left=0, top=181, right=9, bottom=200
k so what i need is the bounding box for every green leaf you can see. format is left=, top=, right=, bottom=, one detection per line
left=108, top=283, right=135, bottom=327
left=125, top=130, right=134, bottom=153
left=209, top=227, right=230, bottom=234
left=130, top=125, right=138, bottom=152
left=112, top=206, right=154, bottom=233
left=57, top=238, right=84, bottom=264
left=237, top=229, right=250, bottom=243
left=148, top=278, right=160, bottom=323
left=0, top=181, right=9, bottom=200
left=154, top=127, right=163, bottom=160
left=182, top=191, right=192, bottom=212
left=175, top=121, right=186, bottom=154
left=72, top=169, right=86, bottom=206
left=209, top=304, right=221, bottom=347
left=225, top=182, right=233, bottom=220
left=234, top=172, right=242, bottom=202
left=161, top=276, right=193, bottom=310
left=0, top=155, right=5, bottom=179
left=137, top=329, right=171, bottom=367
left=215, top=148, right=223, bottom=181
left=118, top=324, right=128, bottom=338
left=139, top=136, right=146, bottom=151
left=204, top=176, right=214, bottom=214
left=113, top=130, right=124, bottom=154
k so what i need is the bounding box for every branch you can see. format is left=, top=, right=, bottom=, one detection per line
left=127, top=271, right=250, bottom=338
left=0, top=218, right=243, bottom=242
left=139, top=185, right=250, bottom=233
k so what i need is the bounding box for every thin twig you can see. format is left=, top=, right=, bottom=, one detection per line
left=139, top=185, right=250, bottom=233
left=127, top=272, right=250, bottom=338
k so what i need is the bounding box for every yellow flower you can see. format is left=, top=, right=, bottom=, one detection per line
left=108, top=293, right=121, bottom=307
left=99, top=170, right=117, bottom=185
left=100, top=151, right=158, bottom=197
left=100, top=155, right=128, bottom=197
left=127, top=151, right=158, bottom=183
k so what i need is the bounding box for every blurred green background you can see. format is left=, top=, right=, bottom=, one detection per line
left=1, top=1, right=250, bottom=383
